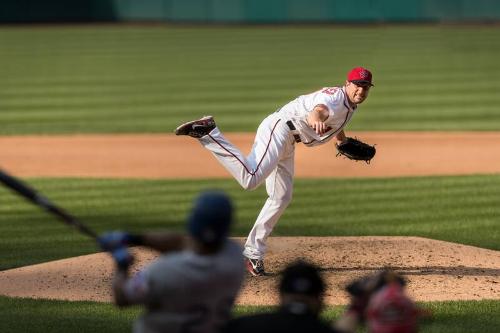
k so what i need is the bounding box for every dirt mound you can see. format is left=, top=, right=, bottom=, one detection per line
left=1, top=132, right=499, bottom=304
left=0, top=237, right=498, bottom=305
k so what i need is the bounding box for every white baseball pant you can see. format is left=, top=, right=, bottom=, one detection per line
left=198, top=113, right=295, bottom=259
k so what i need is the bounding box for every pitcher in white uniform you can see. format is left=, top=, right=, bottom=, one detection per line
left=175, top=67, right=374, bottom=276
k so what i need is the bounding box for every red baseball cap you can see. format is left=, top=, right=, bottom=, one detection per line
left=347, top=67, right=374, bottom=87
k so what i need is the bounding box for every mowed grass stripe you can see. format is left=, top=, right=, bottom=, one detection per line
left=1, top=25, right=500, bottom=134
left=0, top=296, right=499, bottom=333
left=1, top=79, right=494, bottom=108
left=0, top=296, right=137, bottom=333
left=0, top=175, right=499, bottom=269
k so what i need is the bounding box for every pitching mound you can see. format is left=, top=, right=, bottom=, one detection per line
left=1, top=132, right=499, bottom=304
left=0, top=236, right=499, bottom=305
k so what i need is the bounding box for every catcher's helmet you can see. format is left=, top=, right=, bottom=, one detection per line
left=367, top=282, right=418, bottom=333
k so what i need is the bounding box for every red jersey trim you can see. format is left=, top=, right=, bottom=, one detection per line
left=207, top=119, right=282, bottom=175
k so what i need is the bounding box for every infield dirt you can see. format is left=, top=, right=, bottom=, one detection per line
left=0, top=132, right=499, bottom=305
left=2, top=132, right=500, bottom=178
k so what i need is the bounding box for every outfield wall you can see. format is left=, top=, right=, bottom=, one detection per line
left=1, top=0, right=500, bottom=23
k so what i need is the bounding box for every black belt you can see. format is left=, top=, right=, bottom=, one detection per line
left=286, top=120, right=301, bottom=143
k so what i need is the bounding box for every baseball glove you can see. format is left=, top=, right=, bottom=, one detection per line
left=344, top=269, right=406, bottom=321
left=346, top=269, right=406, bottom=298
left=336, top=137, right=376, bottom=163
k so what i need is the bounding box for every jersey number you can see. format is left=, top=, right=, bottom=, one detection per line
left=321, top=87, right=338, bottom=95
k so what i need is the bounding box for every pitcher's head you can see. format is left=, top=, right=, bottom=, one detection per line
left=345, top=67, right=374, bottom=105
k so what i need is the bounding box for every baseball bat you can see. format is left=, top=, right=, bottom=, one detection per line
left=0, top=169, right=98, bottom=239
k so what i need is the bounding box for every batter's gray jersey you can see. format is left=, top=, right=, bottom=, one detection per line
left=124, top=240, right=245, bottom=333
left=280, top=86, right=356, bottom=147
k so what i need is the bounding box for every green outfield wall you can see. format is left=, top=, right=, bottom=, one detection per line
left=1, top=0, right=500, bottom=23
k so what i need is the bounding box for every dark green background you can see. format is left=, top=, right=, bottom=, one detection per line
left=1, top=0, right=500, bottom=23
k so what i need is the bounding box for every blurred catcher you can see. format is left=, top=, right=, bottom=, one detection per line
left=99, top=190, right=245, bottom=333
left=336, top=269, right=422, bottom=333
left=175, top=67, right=376, bottom=276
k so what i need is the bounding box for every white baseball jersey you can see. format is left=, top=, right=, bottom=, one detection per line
left=280, top=86, right=357, bottom=147
left=199, top=86, right=357, bottom=260
left=123, top=240, right=244, bottom=333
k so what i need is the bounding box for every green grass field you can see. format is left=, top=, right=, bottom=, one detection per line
left=1, top=297, right=499, bottom=333
left=1, top=25, right=499, bottom=332
left=1, top=175, right=499, bottom=269
left=1, top=25, right=500, bottom=134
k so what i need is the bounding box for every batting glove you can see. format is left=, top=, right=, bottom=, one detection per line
left=98, top=231, right=141, bottom=251
left=111, top=247, right=134, bottom=270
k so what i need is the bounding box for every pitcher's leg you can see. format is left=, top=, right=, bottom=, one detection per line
left=243, top=147, right=295, bottom=261
left=199, top=116, right=287, bottom=190
left=198, top=127, right=259, bottom=188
